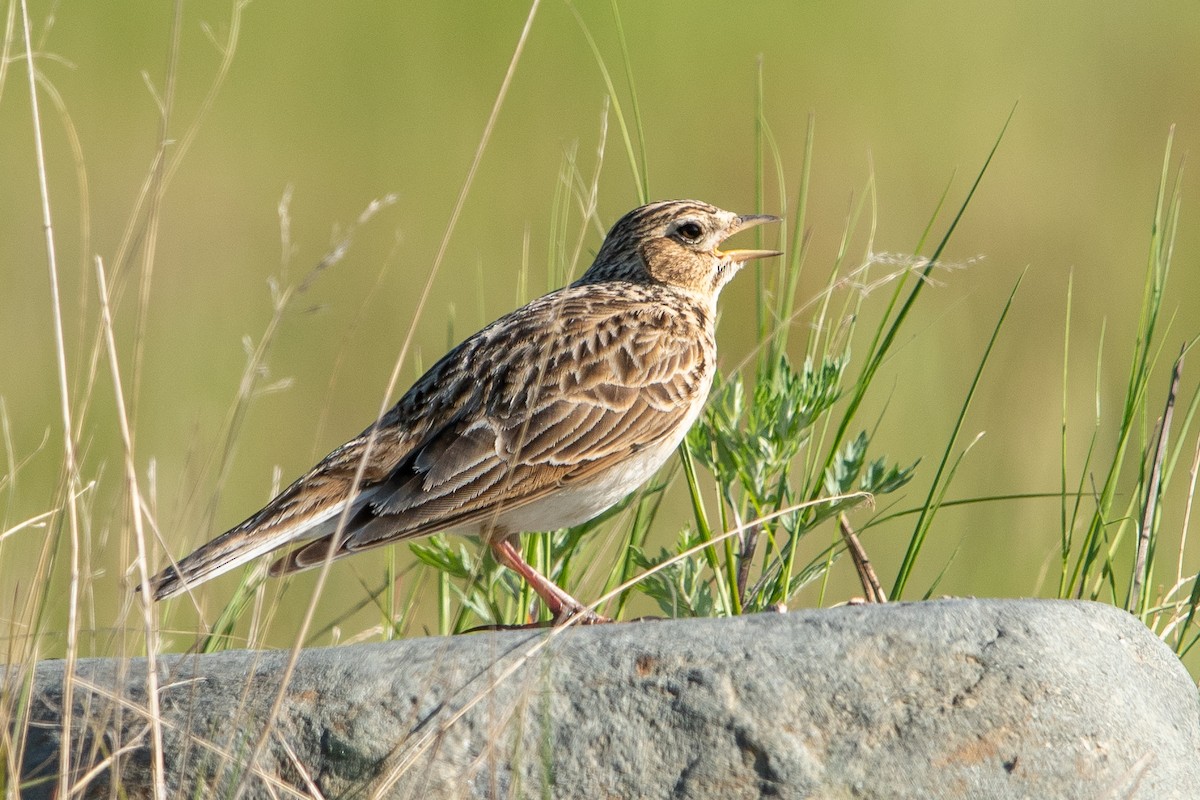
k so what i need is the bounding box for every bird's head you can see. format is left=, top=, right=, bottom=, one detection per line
left=580, top=200, right=781, bottom=297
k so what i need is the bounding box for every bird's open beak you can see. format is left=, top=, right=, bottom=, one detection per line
left=717, top=213, right=783, bottom=262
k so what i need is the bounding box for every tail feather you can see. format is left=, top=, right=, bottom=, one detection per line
left=145, top=526, right=302, bottom=600
left=268, top=536, right=342, bottom=577
left=146, top=500, right=357, bottom=600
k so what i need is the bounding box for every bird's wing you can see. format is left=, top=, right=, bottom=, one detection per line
left=271, top=290, right=711, bottom=575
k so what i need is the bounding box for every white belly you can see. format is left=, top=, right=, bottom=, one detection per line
left=490, top=400, right=704, bottom=534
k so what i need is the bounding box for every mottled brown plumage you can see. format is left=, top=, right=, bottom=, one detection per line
left=147, top=200, right=780, bottom=623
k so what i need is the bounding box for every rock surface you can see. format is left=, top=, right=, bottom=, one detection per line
left=6, top=599, right=1199, bottom=799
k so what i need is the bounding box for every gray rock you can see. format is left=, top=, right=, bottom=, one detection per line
left=6, top=599, right=1198, bottom=799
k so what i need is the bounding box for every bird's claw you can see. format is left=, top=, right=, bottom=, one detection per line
left=552, top=605, right=611, bottom=626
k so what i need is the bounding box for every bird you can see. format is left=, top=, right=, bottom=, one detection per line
left=145, top=200, right=780, bottom=625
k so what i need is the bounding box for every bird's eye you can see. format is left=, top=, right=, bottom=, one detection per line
left=674, top=221, right=704, bottom=243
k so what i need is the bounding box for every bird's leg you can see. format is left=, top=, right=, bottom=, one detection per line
left=490, top=533, right=610, bottom=625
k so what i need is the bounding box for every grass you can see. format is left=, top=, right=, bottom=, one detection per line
left=2, top=0, right=1199, bottom=796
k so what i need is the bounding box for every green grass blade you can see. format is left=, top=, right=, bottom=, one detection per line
left=567, top=2, right=646, bottom=203
left=810, top=106, right=1015, bottom=517
left=608, top=0, right=649, bottom=203
left=892, top=271, right=1025, bottom=598
left=774, top=113, right=815, bottom=362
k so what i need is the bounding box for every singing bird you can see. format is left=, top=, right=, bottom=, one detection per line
left=147, top=200, right=780, bottom=624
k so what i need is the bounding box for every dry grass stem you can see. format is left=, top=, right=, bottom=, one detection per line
left=95, top=254, right=166, bottom=798
left=839, top=513, right=887, bottom=603
left=1131, top=346, right=1182, bottom=610
left=234, top=2, right=544, bottom=794
left=19, top=1, right=86, bottom=795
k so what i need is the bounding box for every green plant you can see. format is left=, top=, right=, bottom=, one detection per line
left=1053, top=130, right=1200, bottom=656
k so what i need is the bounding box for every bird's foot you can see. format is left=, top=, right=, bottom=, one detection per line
left=460, top=607, right=611, bottom=633
left=551, top=604, right=611, bottom=626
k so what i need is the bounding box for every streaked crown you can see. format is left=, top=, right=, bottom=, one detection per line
left=575, top=200, right=781, bottom=297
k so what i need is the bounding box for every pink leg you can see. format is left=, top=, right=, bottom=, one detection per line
left=490, top=534, right=610, bottom=625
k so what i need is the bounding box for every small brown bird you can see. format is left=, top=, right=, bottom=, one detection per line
left=147, top=200, right=780, bottom=624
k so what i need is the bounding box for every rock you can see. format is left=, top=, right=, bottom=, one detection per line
left=6, top=599, right=1198, bottom=798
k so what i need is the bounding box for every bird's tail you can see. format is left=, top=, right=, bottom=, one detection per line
left=142, top=524, right=300, bottom=601
left=143, top=482, right=373, bottom=601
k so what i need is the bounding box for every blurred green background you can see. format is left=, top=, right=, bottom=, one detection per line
left=1, top=1, right=1198, bottom=651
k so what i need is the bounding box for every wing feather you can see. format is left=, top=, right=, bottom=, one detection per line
left=275, top=297, right=711, bottom=575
